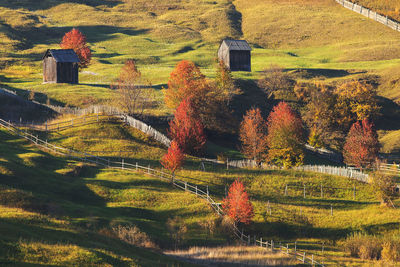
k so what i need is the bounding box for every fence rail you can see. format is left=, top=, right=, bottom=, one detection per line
left=336, top=0, right=400, bottom=32
left=227, top=159, right=369, bottom=182
left=0, top=118, right=324, bottom=266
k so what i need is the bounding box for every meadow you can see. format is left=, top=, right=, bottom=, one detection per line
left=16, top=118, right=400, bottom=265
left=1, top=0, right=400, bottom=265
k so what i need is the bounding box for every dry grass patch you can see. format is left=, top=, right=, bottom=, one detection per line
left=165, top=245, right=297, bottom=266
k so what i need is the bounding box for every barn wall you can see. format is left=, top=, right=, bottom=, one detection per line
left=229, top=51, right=251, bottom=71
left=43, top=57, right=57, bottom=82
left=57, top=63, right=78, bottom=84
left=218, top=44, right=230, bottom=69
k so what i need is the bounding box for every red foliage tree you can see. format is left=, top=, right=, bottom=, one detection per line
left=60, top=28, right=92, bottom=69
left=343, top=119, right=379, bottom=168
left=266, top=102, right=305, bottom=167
left=168, top=98, right=206, bottom=154
left=164, top=60, right=205, bottom=109
left=222, top=179, right=254, bottom=224
left=239, top=108, right=268, bottom=166
left=161, top=140, right=185, bottom=176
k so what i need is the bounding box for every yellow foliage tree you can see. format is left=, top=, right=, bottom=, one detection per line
left=335, top=81, right=379, bottom=124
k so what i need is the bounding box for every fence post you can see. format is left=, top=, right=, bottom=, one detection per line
left=185, top=181, right=187, bottom=191
left=71, top=118, right=73, bottom=126
left=122, top=158, right=124, bottom=170
left=136, top=162, right=138, bottom=171
left=295, top=241, right=297, bottom=252
left=312, top=254, right=314, bottom=265
left=260, top=237, right=263, bottom=247
left=303, top=183, right=306, bottom=198
left=331, top=204, right=333, bottom=216
left=271, top=240, right=274, bottom=251
left=248, top=234, right=250, bottom=245
left=45, top=121, right=47, bottom=132
left=148, top=164, right=150, bottom=174
left=286, top=244, right=289, bottom=254
left=207, top=185, right=209, bottom=197
left=321, top=183, right=323, bottom=198
left=195, top=185, right=198, bottom=195
left=353, top=185, right=356, bottom=200
left=303, top=252, right=306, bottom=263
left=226, top=158, right=229, bottom=170
left=285, top=184, right=288, bottom=196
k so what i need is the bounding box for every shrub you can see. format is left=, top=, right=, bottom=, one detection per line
left=112, top=225, right=158, bottom=250
left=344, top=233, right=382, bottom=260
left=370, top=170, right=397, bottom=207
left=359, top=239, right=382, bottom=260
left=381, top=240, right=400, bottom=262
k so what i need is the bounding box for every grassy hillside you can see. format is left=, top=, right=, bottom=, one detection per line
left=2, top=0, right=400, bottom=106
left=2, top=112, right=400, bottom=265
left=0, top=128, right=230, bottom=265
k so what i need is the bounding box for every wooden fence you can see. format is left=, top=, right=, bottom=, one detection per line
left=336, top=0, right=400, bottom=32
left=227, top=159, right=369, bottom=182
left=0, top=118, right=324, bottom=266
left=0, top=87, right=372, bottom=182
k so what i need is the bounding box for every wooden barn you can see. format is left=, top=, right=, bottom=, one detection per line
left=43, top=49, right=79, bottom=84
left=218, top=39, right=251, bottom=72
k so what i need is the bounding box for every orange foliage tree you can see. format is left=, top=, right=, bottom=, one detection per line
left=266, top=102, right=305, bottom=167
left=343, top=119, right=379, bottom=168
left=222, top=179, right=254, bottom=224
left=164, top=60, right=206, bottom=109
left=239, top=108, right=268, bottom=166
left=161, top=140, right=185, bottom=178
left=168, top=98, right=206, bottom=154
left=60, top=28, right=92, bottom=69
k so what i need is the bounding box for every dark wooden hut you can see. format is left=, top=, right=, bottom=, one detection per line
left=43, top=49, right=79, bottom=84
left=218, top=39, right=251, bottom=72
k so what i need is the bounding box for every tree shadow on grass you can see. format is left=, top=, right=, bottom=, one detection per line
left=288, top=68, right=367, bottom=79
left=376, top=96, right=400, bottom=131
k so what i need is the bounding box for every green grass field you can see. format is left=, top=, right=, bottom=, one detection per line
left=0, top=128, right=229, bottom=266
left=1, top=0, right=400, bottom=265
left=1, top=0, right=400, bottom=153
left=11, top=120, right=399, bottom=265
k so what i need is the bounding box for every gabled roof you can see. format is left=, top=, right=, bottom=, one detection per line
left=220, top=39, right=251, bottom=51
left=43, top=49, right=80, bottom=63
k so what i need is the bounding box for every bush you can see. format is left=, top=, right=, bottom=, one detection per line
left=112, top=225, right=158, bottom=250
left=344, top=233, right=382, bottom=260
left=381, top=240, right=400, bottom=262
left=359, top=240, right=382, bottom=260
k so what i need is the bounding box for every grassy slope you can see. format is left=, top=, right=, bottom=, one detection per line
left=0, top=128, right=227, bottom=266
left=1, top=0, right=400, bottom=152
left=32, top=120, right=400, bottom=265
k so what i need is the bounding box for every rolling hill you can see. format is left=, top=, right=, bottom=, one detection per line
left=1, top=0, right=400, bottom=265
